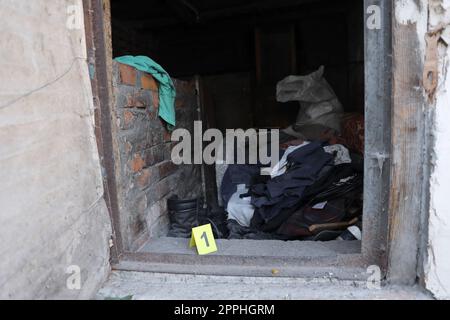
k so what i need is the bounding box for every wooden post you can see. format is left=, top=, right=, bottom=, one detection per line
left=388, top=1, right=428, bottom=285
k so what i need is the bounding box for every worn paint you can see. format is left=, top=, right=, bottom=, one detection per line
left=395, top=0, right=422, bottom=24
left=423, top=31, right=441, bottom=101
left=395, top=0, right=429, bottom=57
left=425, top=0, right=450, bottom=300
left=426, top=62, right=450, bottom=299
left=89, top=63, right=96, bottom=80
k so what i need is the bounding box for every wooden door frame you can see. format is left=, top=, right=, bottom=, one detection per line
left=83, top=0, right=122, bottom=264
left=83, top=0, right=430, bottom=285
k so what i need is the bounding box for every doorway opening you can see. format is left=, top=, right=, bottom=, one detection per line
left=88, top=0, right=391, bottom=277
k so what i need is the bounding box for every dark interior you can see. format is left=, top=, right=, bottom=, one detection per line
left=110, top=0, right=366, bottom=245
left=111, top=0, right=364, bottom=130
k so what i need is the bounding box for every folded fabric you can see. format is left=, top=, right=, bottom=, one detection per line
left=341, top=113, right=364, bottom=154
left=270, top=142, right=310, bottom=178
left=227, top=185, right=255, bottom=227
left=277, top=198, right=347, bottom=238
left=277, top=178, right=363, bottom=239
left=323, top=144, right=352, bottom=165
left=115, top=55, right=176, bottom=127
left=250, top=142, right=333, bottom=229
left=221, top=164, right=261, bottom=207
left=280, top=138, right=306, bottom=150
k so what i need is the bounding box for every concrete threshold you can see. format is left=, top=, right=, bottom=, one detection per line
left=112, top=238, right=368, bottom=281
left=138, top=237, right=361, bottom=257
left=104, top=238, right=433, bottom=299
left=97, top=270, right=433, bottom=300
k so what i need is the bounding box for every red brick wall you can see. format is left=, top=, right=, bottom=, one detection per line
left=112, top=61, right=202, bottom=251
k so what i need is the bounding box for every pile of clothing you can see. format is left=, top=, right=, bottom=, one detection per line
left=166, top=67, right=364, bottom=242
left=221, top=138, right=363, bottom=241
left=166, top=133, right=364, bottom=242
left=219, top=67, right=365, bottom=242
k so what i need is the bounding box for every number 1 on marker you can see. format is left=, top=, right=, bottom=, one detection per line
left=190, top=224, right=217, bottom=255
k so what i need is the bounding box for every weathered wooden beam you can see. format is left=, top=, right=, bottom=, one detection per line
left=388, top=0, right=428, bottom=285
left=83, top=0, right=124, bottom=262
left=362, top=0, right=392, bottom=271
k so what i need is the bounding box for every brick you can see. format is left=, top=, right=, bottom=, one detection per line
left=148, top=214, right=169, bottom=239
left=123, top=110, right=135, bottom=128
left=147, top=179, right=170, bottom=204
left=118, top=63, right=137, bottom=86
left=146, top=199, right=167, bottom=224
left=128, top=138, right=153, bottom=154
left=143, top=146, right=165, bottom=167
left=125, top=91, right=147, bottom=108
left=141, top=73, right=159, bottom=91
left=136, top=168, right=156, bottom=189
left=146, top=105, right=158, bottom=120
left=158, top=161, right=177, bottom=180
left=150, top=129, right=165, bottom=147
left=129, top=153, right=145, bottom=172
left=129, top=194, right=148, bottom=238
left=125, top=141, right=133, bottom=153
left=163, top=143, right=173, bottom=161
left=151, top=91, right=160, bottom=109
left=163, top=130, right=172, bottom=143
left=156, top=178, right=171, bottom=200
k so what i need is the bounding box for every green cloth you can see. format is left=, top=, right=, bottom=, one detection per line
left=115, top=55, right=176, bottom=127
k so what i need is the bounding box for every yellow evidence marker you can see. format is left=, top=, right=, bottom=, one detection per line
left=189, top=224, right=218, bottom=255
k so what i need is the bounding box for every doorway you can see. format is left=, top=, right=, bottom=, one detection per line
left=84, top=0, right=392, bottom=279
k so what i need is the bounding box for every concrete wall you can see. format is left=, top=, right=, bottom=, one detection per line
left=0, top=0, right=112, bottom=299
left=112, top=62, right=202, bottom=251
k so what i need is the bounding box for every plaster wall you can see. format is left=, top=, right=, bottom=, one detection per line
left=0, top=0, right=112, bottom=299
